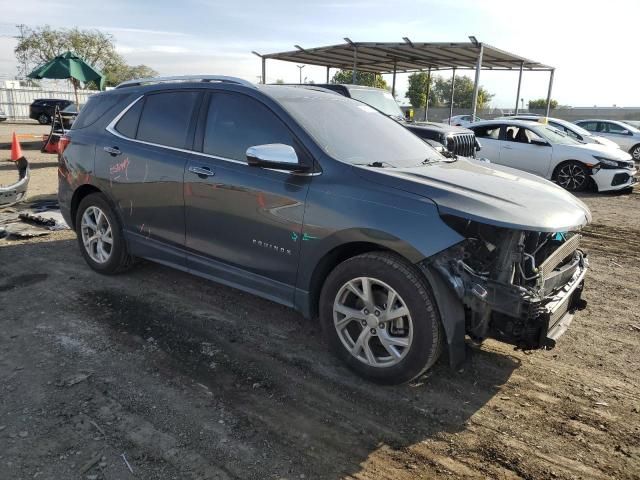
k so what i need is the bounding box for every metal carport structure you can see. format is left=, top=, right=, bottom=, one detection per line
left=253, top=38, right=555, bottom=119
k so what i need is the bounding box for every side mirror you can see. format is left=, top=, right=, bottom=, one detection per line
left=246, top=144, right=308, bottom=172
left=531, top=139, right=549, bottom=146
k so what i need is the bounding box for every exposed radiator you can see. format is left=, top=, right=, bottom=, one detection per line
left=539, top=234, right=581, bottom=280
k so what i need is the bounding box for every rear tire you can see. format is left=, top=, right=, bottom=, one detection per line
left=554, top=161, right=589, bottom=192
left=75, top=193, right=134, bottom=274
left=319, top=252, right=443, bottom=385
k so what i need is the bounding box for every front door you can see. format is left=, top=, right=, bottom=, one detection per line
left=498, top=125, right=552, bottom=176
left=184, top=91, right=312, bottom=304
left=599, top=121, right=634, bottom=150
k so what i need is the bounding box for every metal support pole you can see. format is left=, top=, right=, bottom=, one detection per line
left=515, top=61, right=524, bottom=114
left=424, top=67, right=431, bottom=121
left=471, top=43, right=484, bottom=120
left=391, top=61, right=397, bottom=97
left=352, top=46, right=358, bottom=84
left=448, top=68, right=456, bottom=125
left=326, top=66, right=330, bottom=83
left=261, top=57, right=266, bottom=84
left=545, top=69, right=555, bottom=117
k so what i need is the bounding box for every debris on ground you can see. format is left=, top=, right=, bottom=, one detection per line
left=0, top=199, right=69, bottom=239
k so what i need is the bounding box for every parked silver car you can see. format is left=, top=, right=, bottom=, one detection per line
left=502, top=115, right=619, bottom=150
left=574, top=119, right=640, bottom=161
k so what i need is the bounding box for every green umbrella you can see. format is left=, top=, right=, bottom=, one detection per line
left=27, top=51, right=105, bottom=105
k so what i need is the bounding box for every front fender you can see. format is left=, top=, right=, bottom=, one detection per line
left=296, top=170, right=464, bottom=294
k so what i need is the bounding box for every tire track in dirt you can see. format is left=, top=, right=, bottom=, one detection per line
left=581, top=223, right=640, bottom=256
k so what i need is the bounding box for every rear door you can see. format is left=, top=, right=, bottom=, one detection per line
left=499, top=125, right=552, bottom=176
left=184, top=91, right=313, bottom=303
left=97, top=90, right=201, bottom=264
left=471, top=124, right=502, bottom=161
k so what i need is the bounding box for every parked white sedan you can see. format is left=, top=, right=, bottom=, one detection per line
left=469, top=120, right=636, bottom=192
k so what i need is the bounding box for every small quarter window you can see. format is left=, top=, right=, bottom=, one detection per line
left=115, top=99, right=143, bottom=138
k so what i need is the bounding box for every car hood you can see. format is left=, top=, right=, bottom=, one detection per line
left=355, top=158, right=591, bottom=232
left=405, top=121, right=473, bottom=134
left=567, top=142, right=633, bottom=161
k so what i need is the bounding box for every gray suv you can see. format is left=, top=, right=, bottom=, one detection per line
left=58, top=76, right=591, bottom=384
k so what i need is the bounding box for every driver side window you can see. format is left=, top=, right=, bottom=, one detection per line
left=202, top=93, right=295, bottom=162
left=603, top=122, right=628, bottom=135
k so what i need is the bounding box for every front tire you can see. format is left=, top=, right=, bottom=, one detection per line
left=555, top=161, right=589, bottom=192
left=37, top=113, right=50, bottom=125
left=319, top=252, right=443, bottom=385
left=75, top=193, right=134, bottom=274
left=629, top=144, right=640, bottom=162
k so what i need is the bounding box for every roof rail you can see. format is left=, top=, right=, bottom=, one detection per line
left=115, top=75, right=256, bottom=89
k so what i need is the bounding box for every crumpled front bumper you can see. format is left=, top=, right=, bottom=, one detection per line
left=0, top=158, right=29, bottom=207
left=592, top=167, right=637, bottom=192
left=429, top=233, right=588, bottom=351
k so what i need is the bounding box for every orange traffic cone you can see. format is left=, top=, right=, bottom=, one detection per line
left=11, top=132, right=24, bottom=162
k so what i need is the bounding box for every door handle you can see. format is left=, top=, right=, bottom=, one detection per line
left=188, top=166, right=215, bottom=177
left=503, top=145, right=514, bottom=150
left=103, top=146, right=122, bottom=156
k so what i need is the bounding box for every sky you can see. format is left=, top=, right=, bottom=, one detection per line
left=0, top=0, right=639, bottom=108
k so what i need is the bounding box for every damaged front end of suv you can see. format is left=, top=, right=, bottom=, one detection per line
left=424, top=217, right=588, bottom=365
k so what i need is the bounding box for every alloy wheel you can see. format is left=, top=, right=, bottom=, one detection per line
left=81, top=206, right=113, bottom=264
left=632, top=146, right=640, bottom=161
left=556, top=163, right=587, bottom=191
left=333, top=277, right=413, bottom=368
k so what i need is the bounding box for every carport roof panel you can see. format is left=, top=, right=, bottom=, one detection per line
left=262, top=42, right=553, bottom=73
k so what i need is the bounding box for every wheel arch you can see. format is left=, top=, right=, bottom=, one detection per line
left=70, top=184, right=103, bottom=229
left=304, top=241, right=413, bottom=320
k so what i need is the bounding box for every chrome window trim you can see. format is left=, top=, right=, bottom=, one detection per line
left=105, top=96, right=320, bottom=177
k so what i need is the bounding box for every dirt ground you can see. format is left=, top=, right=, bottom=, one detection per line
left=1, top=122, right=639, bottom=480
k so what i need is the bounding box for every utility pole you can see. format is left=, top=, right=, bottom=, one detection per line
left=296, top=65, right=305, bottom=84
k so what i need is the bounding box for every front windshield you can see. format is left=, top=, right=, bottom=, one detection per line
left=348, top=88, right=404, bottom=118
left=536, top=125, right=582, bottom=145
left=278, top=94, right=443, bottom=167
left=564, top=122, right=591, bottom=136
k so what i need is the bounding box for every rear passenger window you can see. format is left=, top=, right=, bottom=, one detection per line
left=136, top=91, right=199, bottom=148
left=115, top=99, right=143, bottom=138
left=473, top=125, right=500, bottom=139
left=203, top=93, right=294, bottom=161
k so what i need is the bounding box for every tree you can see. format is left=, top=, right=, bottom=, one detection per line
left=275, top=78, right=285, bottom=84
left=405, top=72, right=432, bottom=108
left=103, top=63, right=158, bottom=87
left=14, top=25, right=157, bottom=88
left=528, top=98, right=558, bottom=110
left=431, top=74, right=493, bottom=109
left=331, top=70, right=388, bottom=89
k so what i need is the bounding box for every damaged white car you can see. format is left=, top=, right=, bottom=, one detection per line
left=470, top=120, right=636, bottom=192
